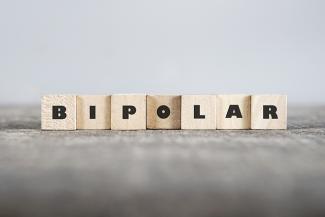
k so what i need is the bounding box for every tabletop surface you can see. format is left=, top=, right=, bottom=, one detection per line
left=0, top=105, right=325, bottom=217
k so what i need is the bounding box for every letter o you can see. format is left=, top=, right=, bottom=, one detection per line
left=157, top=105, right=170, bottom=119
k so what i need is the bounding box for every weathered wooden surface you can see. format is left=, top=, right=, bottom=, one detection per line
left=0, top=105, right=325, bottom=217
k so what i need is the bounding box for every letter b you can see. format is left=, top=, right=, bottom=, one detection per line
left=52, top=106, right=67, bottom=119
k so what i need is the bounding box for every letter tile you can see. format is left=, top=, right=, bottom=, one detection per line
left=41, top=95, right=76, bottom=130
left=77, top=95, right=111, bottom=129
left=181, top=95, right=217, bottom=129
left=216, top=95, right=251, bottom=129
left=111, top=94, right=146, bottom=130
left=147, top=95, right=181, bottom=129
left=251, top=95, right=287, bottom=129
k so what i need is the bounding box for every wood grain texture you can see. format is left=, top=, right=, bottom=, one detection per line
left=76, top=95, right=111, bottom=129
left=147, top=95, right=181, bottom=129
left=181, top=95, right=217, bottom=129
left=41, top=95, right=76, bottom=130
left=0, top=106, right=325, bottom=217
left=111, top=94, right=146, bottom=130
left=251, top=95, right=287, bottom=129
left=216, top=95, right=251, bottom=129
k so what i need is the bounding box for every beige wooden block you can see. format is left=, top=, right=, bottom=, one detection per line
left=76, top=95, right=111, bottom=130
left=181, top=95, right=217, bottom=129
left=147, top=95, right=181, bottom=129
left=216, top=95, right=251, bottom=129
left=251, top=95, right=287, bottom=129
left=111, top=94, right=146, bottom=130
left=41, top=95, right=76, bottom=130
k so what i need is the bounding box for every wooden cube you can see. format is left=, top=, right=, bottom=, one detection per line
left=251, top=95, right=287, bottom=129
left=181, top=95, right=217, bottom=129
left=76, top=95, right=111, bottom=130
left=147, top=95, right=181, bottom=129
left=111, top=94, right=146, bottom=130
left=216, top=95, right=251, bottom=129
left=41, top=95, right=76, bottom=130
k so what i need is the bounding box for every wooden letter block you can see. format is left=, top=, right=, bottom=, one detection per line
left=216, top=95, right=251, bottom=129
left=181, top=95, right=217, bottom=129
left=111, top=94, right=146, bottom=130
left=41, top=95, right=76, bottom=130
left=147, top=95, right=181, bottom=129
left=251, top=95, right=287, bottom=129
left=76, top=95, right=111, bottom=130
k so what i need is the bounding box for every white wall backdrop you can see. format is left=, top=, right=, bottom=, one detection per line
left=0, top=0, right=324, bottom=104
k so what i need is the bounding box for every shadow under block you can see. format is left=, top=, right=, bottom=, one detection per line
left=41, top=95, right=76, bottom=130
left=216, top=95, right=251, bottom=129
left=147, top=95, right=181, bottom=129
left=76, top=95, right=111, bottom=130
left=111, top=95, right=146, bottom=130
left=181, top=95, right=217, bottom=129
left=251, top=95, right=287, bottom=129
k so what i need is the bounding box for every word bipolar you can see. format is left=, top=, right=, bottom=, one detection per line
left=41, top=94, right=287, bottom=130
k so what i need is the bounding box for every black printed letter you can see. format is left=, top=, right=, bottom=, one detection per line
left=263, top=105, right=278, bottom=119
left=52, top=106, right=67, bottom=119
left=225, top=105, right=242, bottom=118
left=90, top=106, right=96, bottom=119
left=157, top=105, right=170, bottom=119
left=194, top=105, right=205, bottom=119
left=122, top=105, right=136, bottom=119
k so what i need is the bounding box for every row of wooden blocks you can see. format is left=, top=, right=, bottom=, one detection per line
left=41, top=94, right=287, bottom=130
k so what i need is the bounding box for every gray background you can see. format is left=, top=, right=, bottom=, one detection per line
left=1, top=0, right=324, bottom=105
